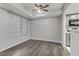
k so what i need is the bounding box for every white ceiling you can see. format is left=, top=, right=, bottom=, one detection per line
left=21, top=3, right=64, bottom=17
left=0, top=3, right=64, bottom=20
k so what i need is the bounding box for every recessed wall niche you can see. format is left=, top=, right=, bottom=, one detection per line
left=66, top=14, right=79, bottom=27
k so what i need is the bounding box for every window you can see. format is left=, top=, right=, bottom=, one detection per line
left=13, top=15, right=22, bottom=36
left=12, top=14, right=27, bottom=37
left=66, top=33, right=70, bottom=47
left=21, top=18, right=27, bottom=35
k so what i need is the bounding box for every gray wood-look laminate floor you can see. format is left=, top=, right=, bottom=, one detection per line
left=0, top=39, right=69, bottom=56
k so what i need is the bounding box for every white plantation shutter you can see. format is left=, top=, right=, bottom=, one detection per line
left=21, top=18, right=27, bottom=35
left=10, top=14, right=27, bottom=37
left=1, top=9, right=28, bottom=37
left=13, top=15, right=22, bottom=36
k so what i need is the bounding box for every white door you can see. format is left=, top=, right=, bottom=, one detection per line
left=71, top=31, right=79, bottom=56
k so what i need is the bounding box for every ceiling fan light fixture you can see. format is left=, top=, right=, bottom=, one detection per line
left=38, top=9, right=41, bottom=13
left=38, top=9, right=43, bottom=13
left=32, top=4, right=49, bottom=13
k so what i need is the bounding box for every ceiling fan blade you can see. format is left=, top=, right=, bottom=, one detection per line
left=43, top=4, right=49, bottom=8
left=43, top=9, right=48, bottom=12
left=39, top=4, right=43, bottom=7
left=34, top=4, right=39, bottom=7
left=32, top=10, right=37, bottom=11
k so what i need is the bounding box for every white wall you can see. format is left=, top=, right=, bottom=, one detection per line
left=0, top=8, right=30, bottom=52
left=31, top=17, right=61, bottom=42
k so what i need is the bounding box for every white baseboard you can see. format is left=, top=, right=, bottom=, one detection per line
left=30, top=37, right=62, bottom=44
left=0, top=37, right=62, bottom=53
left=0, top=38, right=30, bottom=53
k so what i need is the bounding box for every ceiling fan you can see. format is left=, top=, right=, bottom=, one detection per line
left=32, top=4, right=49, bottom=12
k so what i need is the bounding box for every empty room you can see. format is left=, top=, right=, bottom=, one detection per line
left=0, top=3, right=79, bottom=56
